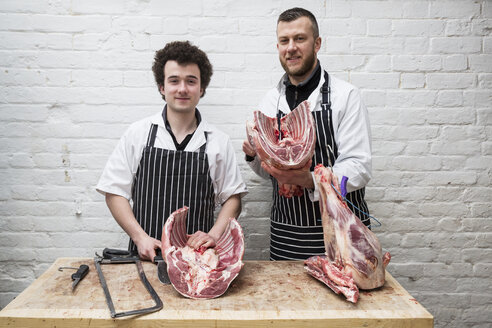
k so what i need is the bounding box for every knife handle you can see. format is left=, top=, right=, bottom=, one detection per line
left=71, top=264, right=89, bottom=281
left=154, top=248, right=164, bottom=263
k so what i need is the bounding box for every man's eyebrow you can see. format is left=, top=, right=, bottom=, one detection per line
left=166, top=74, right=199, bottom=79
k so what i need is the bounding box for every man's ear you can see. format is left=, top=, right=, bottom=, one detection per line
left=314, top=37, right=322, bottom=54
left=159, top=84, right=165, bottom=95
left=200, top=88, right=204, bottom=97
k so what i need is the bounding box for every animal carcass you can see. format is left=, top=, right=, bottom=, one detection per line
left=161, top=206, right=244, bottom=299
left=304, top=165, right=391, bottom=303
left=246, top=100, right=316, bottom=197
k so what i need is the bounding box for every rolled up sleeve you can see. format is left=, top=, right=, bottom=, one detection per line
left=96, top=131, right=139, bottom=200
left=213, top=138, right=248, bottom=206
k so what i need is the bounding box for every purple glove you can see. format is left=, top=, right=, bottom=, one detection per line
left=341, top=176, right=348, bottom=198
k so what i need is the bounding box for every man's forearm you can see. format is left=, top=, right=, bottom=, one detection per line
left=208, top=194, right=241, bottom=242
left=105, top=193, right=147, bottom=245
left=260, top=160, right=315, bottom=189
left=247, top=156, right=271, bottom=180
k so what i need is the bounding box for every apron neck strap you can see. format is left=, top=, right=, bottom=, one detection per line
left=146, top=124, right=159, bottom=147
left=321, top=71, right=331, bottom=110
left=198, top=131, right=208, bottom=153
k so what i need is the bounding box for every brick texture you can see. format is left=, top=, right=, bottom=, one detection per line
left=0, top=1, right=491, bottom=327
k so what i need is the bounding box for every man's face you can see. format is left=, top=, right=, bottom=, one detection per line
left=160, top=60, right=203, bottom=114
left=277, top=16, right=321, bottom=84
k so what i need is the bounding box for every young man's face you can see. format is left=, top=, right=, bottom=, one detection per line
left=277, top=16, right=321, bottom=84
left=160, top=60, right=203, bottom=114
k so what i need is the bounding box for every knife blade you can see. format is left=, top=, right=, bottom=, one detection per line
left=154, top=249, right=171, bottom=284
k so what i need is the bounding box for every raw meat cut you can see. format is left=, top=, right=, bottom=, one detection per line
left=246, top=100, right=315, bottom=169
left=161, top=206, right=244, bottom=299
left=246, top=100, right=316, bottom=197
left=304, top=165, right=391, bottom=303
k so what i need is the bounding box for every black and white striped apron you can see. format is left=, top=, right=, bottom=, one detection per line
left=270, top=71, right=370, bottom=261
left=128, top=124, right=215, bottom=253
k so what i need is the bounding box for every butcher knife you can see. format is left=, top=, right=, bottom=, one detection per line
left=154, top=249, right=171, bottom=284
left=58, top=264, right=89, bottom=292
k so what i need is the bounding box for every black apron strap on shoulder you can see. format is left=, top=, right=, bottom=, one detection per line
left=276, top=112, right=282, bottom=139
left=198, top=131, right=208, bottom=153
left=320, top=71, right=331, bottom=109
left=146, top=124, right=158, bottom=147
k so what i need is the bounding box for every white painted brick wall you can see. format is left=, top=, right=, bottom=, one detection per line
left=0, top=1, right=491, bottom=327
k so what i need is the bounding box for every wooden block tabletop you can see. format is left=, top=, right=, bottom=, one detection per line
left=0, top=257, right=433, bottom=327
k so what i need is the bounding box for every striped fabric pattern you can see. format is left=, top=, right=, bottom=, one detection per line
left=129, top=124, right=215, bottom=253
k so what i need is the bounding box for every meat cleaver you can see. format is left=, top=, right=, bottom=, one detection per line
left=154, top=249, right=171, bottom=284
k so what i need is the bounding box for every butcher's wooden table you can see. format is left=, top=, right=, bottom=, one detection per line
left=0, top=258, right=433, bottom=327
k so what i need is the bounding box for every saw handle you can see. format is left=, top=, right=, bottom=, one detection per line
left=98, top=248, right=139, bottom=263
left=103, top=248, right=132, bottom=259
left=71, top=264, right=89, bottom=281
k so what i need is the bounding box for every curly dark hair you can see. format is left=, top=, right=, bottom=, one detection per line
left=278, top=7, right=319, bottom=39
left=152, top=41, right=213, bottom=100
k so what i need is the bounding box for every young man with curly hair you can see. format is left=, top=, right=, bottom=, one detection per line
left=97, top=41, right=247, bottom=261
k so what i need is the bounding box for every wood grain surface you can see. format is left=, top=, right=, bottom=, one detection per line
left=0, top=257, right=433, bottom=328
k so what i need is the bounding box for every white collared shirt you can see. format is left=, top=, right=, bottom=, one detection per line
left=97, top=110, right=248, bottom=206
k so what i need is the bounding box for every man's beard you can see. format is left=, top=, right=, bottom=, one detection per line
left=280, top=47, right=316, bottom=79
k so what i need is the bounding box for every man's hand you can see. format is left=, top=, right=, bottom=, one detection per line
left=187, top=231, right=217, bottom=250
left=324, top=166, right=341, bottom=194
left=134, top=235, right=161, bottom=262
left=105, top=193, right=163, bottom=262
left=261, top=160, right=314, bottom=189
left=242, top=139, right=256, bottom=157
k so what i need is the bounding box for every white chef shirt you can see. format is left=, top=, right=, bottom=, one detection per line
left=97, top=110, right=248, bottom=206
left=248, top=63, right=372, bottom=200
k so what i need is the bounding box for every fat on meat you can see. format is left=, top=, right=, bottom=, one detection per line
left=246, top=100, right=316, bottom=198
left=161, top=207, right=245, bottom=299
left=304, top=165, right=391, bottom=303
